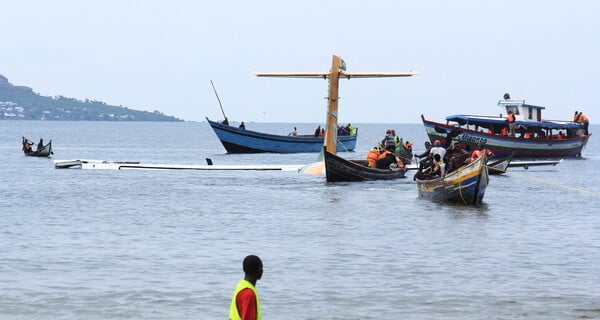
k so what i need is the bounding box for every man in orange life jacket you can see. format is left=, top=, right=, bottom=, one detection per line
left=376, top=145, right=399, bottom=169
left=229, top=255, right=263, bottom=320
left=578, top=111, right=590, bottom=135
left=507, top=111, right=516, bottom=137
left=366, top=147, right=381, bottom=168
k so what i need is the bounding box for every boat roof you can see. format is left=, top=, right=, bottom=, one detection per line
left=445, top=114, right=583, bottom=130
left=497, top=99, right=545, bottom=110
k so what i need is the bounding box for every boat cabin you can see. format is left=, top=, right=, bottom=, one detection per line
left=498, top=99, right=544, bottom=122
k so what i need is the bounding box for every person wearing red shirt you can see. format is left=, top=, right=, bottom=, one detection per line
left=229, top=255, right=263, bottom=320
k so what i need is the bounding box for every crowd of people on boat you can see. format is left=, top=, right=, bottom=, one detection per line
left=311, top=123, right=356, bottom=137
left=413, top=140, right=493, bottom=181
left=364, top=129, right=414, bottom=170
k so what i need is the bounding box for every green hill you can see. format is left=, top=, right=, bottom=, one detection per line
left=0, top=74, right=182, bottom=121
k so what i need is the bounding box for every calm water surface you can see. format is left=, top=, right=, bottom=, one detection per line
left=1, top=121, right=599, bottom=319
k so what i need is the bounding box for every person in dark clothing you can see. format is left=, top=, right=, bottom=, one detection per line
left=239, top=121, right=246, bottom=129
left=375, top=146, right=398, bottom=169
left=314, top=125, right=321, bottom=137
left=222, top=117, right=229, bottom=125
left=37, top=138, right=44, bottom=152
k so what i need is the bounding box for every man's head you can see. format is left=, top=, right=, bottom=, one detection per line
left=243, top=255, right=263, bottom=281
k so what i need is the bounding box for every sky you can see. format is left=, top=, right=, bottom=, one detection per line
left=1, top=0, right=598, bottom=124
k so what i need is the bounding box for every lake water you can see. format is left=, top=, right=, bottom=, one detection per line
left=1, top=121, right=599, bottom=319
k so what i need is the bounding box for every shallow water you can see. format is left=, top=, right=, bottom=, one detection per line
left=1, top=121, right=599, bottom=319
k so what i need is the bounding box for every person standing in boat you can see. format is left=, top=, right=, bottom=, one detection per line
left=578, top=112, right=589, bottom=135
left=229, top=255, right=263, bottom=320
left=222, top=117, right=229, bottom=125
left=239, top=121, right=246, bottom=130
left=507, top=111, right=516, bottom=137
left=289, top=127, right=297, bottom=136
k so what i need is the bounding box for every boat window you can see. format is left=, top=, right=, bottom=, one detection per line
left=528, top=107, right=533, bottom=120
left=506, top=106, right=519, bottom=115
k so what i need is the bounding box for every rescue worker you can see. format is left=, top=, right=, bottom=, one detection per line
left=578, top=112, right=589, bottom=135
left=229, top=255, right=263, bottom=320
left=366, top=147, right=380, bottom=168
left=376, top=146, right=398, bottom=169
left=507, top=111, right=516, bottom=137
left=347, top=123, right=356, bottom=135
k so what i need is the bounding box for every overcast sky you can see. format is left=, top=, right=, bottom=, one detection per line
left=1, top=1, right=598, bottom=123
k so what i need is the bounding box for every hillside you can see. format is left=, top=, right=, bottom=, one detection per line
left=0, top=74, right=182, bottom=121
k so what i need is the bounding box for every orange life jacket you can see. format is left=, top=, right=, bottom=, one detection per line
left=501, top=127, right=508, bottom=136
left=367, top=149, right=379, bottom=163
left=378, top=150, right=392, bottom=160
left=470, top=150, right=483, bottom=161
left=507, top=113, right=515, bottom=123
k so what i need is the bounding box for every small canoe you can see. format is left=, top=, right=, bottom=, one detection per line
left=415, top=152, right=489, bottom=204
left=23, top=137, right=53, bottom=157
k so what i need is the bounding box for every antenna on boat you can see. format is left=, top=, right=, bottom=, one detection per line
left=210, top=80, right=227, bottom=120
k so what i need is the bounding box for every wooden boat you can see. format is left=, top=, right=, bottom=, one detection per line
left=206, top=117, right=357, bottom=153
left=487, top=154, right=513, bottom=175
left=421, top=96, right=591, bottom=158
left=415, top=152, right=489, bottom=204
left=324, top=147, right=406, bottom=182
left=22, top=137, right=53, bottom=157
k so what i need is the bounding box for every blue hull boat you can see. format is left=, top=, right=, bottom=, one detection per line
left=206, top=118, right=357, bottom=153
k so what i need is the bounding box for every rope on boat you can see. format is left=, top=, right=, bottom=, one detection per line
left=506, top=171, right=600, bottom=197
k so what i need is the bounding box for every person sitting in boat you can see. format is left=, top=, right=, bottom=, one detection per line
left=289, top=127, right=297, bottom=136
left=375, top=146, right=398, bottom=170
left=37, top=138, right=44, bottom=152
left=314, top=125, right=321, bottom=137
left=320, top=128, right=325, bottom=137
left=22, top=137, right=33, bottom=153
left=429, top=140, right=446, bottom=162
left=346, top=123, right=356, bottom=135
left=444, top=143, right=469, bottom=173
left=338, top=125, right=349, bottom=136
left=469, top=144, right=494, bottom=163
left=414, top=141, right=432, bottom=160
left=366, top=146, right=381, bottom=168
left=432, top=153, right=445, bottom=178
left=239, top=121, right=246, bottom=129
left=222, top=117, right=229, bottom=125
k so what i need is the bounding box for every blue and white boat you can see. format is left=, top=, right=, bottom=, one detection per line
left=206, top=118, right=357, bottom=153
left=421, top=97, right=590, bottom=158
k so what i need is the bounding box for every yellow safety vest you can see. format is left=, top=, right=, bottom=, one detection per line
left=229, top=279, right=261, bottom=320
